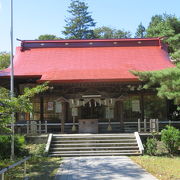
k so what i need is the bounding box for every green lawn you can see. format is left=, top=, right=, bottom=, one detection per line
left=131, top=155, right=180, bottom=180
left=0, top=143, right=61, bottom=180
left=0, top=157, right=61, bottom=180
left=26, top=156, right=61, bottom=180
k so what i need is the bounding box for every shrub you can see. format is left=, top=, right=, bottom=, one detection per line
left=26, top=143, right=46, bottom=156
left=145, top=137, right=158, bottom=155
left=161, top=125, right=180, bottom=155
left=32, top=144, right=46, bottom=156
left=156, top=141, right=168, bottom=155
left=0, top=135, right=28, bottom=159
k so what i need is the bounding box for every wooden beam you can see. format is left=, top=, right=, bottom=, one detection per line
left=140, top=93, right=144, bottom=122
left=40, top=96, right=44, bottom=122
left=119, top=102, right=124, bottom=132
left=61, top=102, right=66, bottom=134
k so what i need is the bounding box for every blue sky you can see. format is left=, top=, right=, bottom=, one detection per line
left=0, top=0, right=179, bottom=52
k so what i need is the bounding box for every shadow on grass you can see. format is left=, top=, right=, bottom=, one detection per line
left=0, top=157, right=61, bottom=180
left=27, top=157, right=61, bottom=180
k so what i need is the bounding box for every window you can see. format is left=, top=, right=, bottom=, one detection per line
left=123, top=95, right=141, bottom=122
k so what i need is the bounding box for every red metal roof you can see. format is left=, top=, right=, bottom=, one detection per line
left=0, top=38, right=174, bottom=83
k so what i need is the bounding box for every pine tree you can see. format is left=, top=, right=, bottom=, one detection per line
left=131, top=63, right=180, bottom=107
left=62, top=0, right=96, bottom=39
left=135, top=23, right=146, bottom=38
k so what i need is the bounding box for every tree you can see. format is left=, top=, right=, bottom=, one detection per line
left=131, top=63, right=180, bottom=107
left=135, top=23, right=146, bottom=38
left=0, top=83, right=49, bottom=132
left=146, top=13, right=180, bottom=61
left=37, top=34, right=60, bottom=40
left=94, top=26, right=131, bottom=39
left=62, top=0, right=96, bottom=39
left=0, top=52, right=10, bottom=70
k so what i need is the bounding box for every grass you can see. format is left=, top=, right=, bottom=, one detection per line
left=0, top=157, right=61, bottom=180
left=0, top=144, right=62, bottom=180
left=130, top=155, right=180, bottom=180
left=26, top=156, right=61, bottom=180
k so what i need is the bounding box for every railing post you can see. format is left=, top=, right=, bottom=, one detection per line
left=45, top=121, right=47, bottom=134
left=150, top=119, right=158, bottom=132
left=169, top=120, right=171, bottom=126
left=138, top=118, right=141, bottom=132
left=39, top=121, right=41, bottom=134
left=2, top=173, right=4, bottom=180
left=156, top=119, right=159, bottom=132
left=27, top=121, right=29, bottom=134
left=144, top=119, right=147, bottom=132
left=150, top=119, right=152, bottom=132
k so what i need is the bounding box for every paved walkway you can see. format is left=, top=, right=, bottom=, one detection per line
left=55, top=156, right=158, bottom=180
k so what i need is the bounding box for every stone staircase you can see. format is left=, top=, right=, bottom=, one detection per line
left=48, top=133, right=142, bottom=157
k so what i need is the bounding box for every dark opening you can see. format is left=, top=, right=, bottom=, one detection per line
left=81, top=99, right=104, bottom=119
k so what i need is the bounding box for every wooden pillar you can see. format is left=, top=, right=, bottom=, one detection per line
left=40, top=96, right=44, bottom=122
left=140, top=93, right=144, bottom=122
left=61, top=102, right=66, bottom=134
left=116, top=101, right=124, bottom=132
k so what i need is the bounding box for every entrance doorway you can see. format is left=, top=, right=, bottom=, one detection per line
left=80, top=99, right=105, bottom=119
left=79, top=99, right=105, bottom=133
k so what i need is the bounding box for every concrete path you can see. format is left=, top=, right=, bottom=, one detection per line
left=55, top=156, right=158, bottom=180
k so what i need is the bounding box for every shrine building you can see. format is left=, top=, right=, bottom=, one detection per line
left=0, top=38, right=175, bottom=133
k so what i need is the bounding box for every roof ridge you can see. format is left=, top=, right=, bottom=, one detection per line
left=20, top=38, right=162, bottom=51
left=21, top=37, right=161, bottom=43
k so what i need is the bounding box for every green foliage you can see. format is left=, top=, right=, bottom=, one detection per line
left=94, top=26, right=131, bottom=39
left=135, top=22, right=146, bottom=38
left=171, top=49, right=180, bottom=62
left=32, top=144, right=46, bottom=156
left=146, top=13, right=180, bottom=61
left=146, top=14, right=176, bottom=37
left=0, top=83, right=49, bottom=132
left=131, top=63, right=180, bottom=107
left=0, top=135, right=28, bottom=159
left=145, top=137, right=158, bottom=155
left=0, top=52, right=10, bottom=70
left=144, top=96, right=167, bottom=120
left=62, top=0, right=96, bottom=39
left=161, top=125, right=180, bottom=155
left=37, top=34, right=60, bottom=40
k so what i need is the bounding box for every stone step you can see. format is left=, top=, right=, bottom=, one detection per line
left=50, top=146, right=139, bottom=151
left=53, top=136, right=135, bottom=141
left=49, top=150, right=140, bottom=154
left=49, top=152, right=140, bottom=157
left=49, top=150, right=140, bottom=156
left=52, top=138, right=136, bottom=143
left=53, top=134, right=134, bottom=137
left=51, top=141, right=137, bottom=145
left=51, top=142, right=138, bottom=147
left=48, top=133, right=141, bottom=157
left=53, top=133, right=133, bottom=136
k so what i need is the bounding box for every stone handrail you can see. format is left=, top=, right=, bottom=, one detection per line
left=134, top=132, right=144, bottom=154
left=45, top=133, right=53, bottom=154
